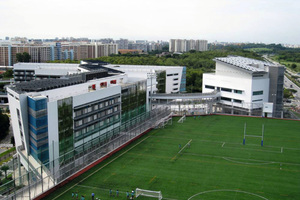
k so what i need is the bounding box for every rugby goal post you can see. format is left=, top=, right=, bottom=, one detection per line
left=136, top=188, right=163, bottom=200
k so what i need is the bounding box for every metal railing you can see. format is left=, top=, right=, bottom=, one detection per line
left=2, top=107, right=171, bottom=200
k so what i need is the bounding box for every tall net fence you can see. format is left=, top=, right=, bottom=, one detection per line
left=1, top=106, right=171, bottom=200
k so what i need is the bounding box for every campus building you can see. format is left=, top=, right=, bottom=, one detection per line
left=202, top=56, right=285, bottom=117
left=7, top=61, right=185, bottom=176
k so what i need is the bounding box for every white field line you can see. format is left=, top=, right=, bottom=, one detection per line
left=222, top=142, right=225, bottom=147
left=77, top=185, right=178, bottom=200
left=149, top=135, right=300, bottom=151
left=222, top=157, right=275, bottom=165
left=188, top=189, right=269, bottom=200
left=281, top=147, right=283, bottom=153
left=183, top=152, right=300, bottom=166
left=222, top=146, right=281, bottom=154
left=178, top=139, right=192, bottom=154
left=52, top=136, right=150, bottom=200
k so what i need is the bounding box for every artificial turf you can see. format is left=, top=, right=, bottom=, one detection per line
left=42, top=115, right=300, bottom=200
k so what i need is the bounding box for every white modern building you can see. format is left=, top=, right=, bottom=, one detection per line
left=104, top=64, right=186, bottom=93
left=202, top=56, right=285, bottom=117
left=7, top=61, right=186, bottom=176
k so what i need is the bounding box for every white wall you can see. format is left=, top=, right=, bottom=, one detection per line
left=165, top=68, right=183, bottom=93
left=203, top=62, right=269, bottom=110
left=47, top=101, right=59, bottom=164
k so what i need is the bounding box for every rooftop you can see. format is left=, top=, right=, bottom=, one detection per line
left=214, top=56, right=274, bottom=72
left=11, top=70, right=109, bottom=93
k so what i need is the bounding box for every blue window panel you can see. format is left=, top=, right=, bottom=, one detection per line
left=30, top=135, right=48, bottom=143
left=28, top=97, right=47, bottom=111
left=28, top=115, right=48, bottom=128
left=29, top=126, right=48, bottom=135
left=30, top=141, right=48, bottom=150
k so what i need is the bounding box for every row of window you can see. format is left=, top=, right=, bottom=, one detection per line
left=220, top=97, right=242, bottom=103
left=167, top=73, right=179, bottom=77
left=74, top=97, right=120, bottom=117
left=75, top=106, right=119, bottom=128
left=205, top=85, right=243, bottom=94
left=74, top=115, right=120, bottom=141
left=253, top=91, right=263, bottom=95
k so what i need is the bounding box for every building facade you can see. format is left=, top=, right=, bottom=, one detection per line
left=8, top=61, right=185, bottom=173
left=202, top=56, right=285, bottom=117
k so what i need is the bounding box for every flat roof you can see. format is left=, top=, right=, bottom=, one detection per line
left=11, top=70, right=109, bottom=93
left=214, top=56, right=274, bottom=72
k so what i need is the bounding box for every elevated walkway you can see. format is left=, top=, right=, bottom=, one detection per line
left=149, top=91, right=220, bottom=100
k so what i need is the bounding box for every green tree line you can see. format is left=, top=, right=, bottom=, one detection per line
left=50, top=50, right=262, bottom=93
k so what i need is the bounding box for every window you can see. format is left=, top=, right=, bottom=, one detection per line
left=252, top=99, right=263, bottom=102
left=173, top=78, right=178, bottom=81
left=75, top=110, right=82, bottom=117
left=114, top=106, right=118, bottom=112
left=167, top=74, right=173, bottom=76
left=99, top=103, right=103, bottom=108
left=233, top=99, right=242, bottom=103
left=173, top=83, right=178, bottom=86
left=94, top=104, right=99, bottom=110
left=221, top=97, right=231, bottom=102
left=205, top=85, right=215, bottom=90
left=221, top=88, right=232, bottom=92
left=174, top=73, right=178, bottom=76
left=234, top=90, right=242, bottom=94
left=253, top=91, right=263, bottom=95
left=253, top=75, right=263, bottom=77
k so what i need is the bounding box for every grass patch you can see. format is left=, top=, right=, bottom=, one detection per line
left=42, top=115, right=300, bottom=200
left=0, top=147, right=15, bottom=159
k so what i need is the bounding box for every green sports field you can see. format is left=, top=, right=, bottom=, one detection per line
left=43, top=115, right=300, bottom=200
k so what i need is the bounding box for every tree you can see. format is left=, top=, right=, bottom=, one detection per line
left=16, top=52, right=31, bottom=62
left=0, top=110, right=10, bottom=139
left=2, top=69, right=13, bottom=78
left=291, top=63, right=297, bottom=69
left=1, top=165, right=9, bottom=179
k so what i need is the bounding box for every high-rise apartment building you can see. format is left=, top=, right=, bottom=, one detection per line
left=0, top=43, right=118, bottom=66
left=169, top=39, right=208, bottom=52
left=116, top=38, right=129, bottom=49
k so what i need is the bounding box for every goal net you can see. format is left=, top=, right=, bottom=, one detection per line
left=136, top=188, right=163, bottom=200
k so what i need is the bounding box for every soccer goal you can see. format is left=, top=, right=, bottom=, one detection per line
left=178, top=115, right=186, bottom=123
left=136, top=188, right=163, bottom=200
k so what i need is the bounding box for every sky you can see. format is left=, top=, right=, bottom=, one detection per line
left=0, top=0, right=299, bottom=44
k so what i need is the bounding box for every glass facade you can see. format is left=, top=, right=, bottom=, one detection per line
left=58, top=97, right=73, bottom=164
left=180, top=67, right=186, bottom=92
left=121, top=81, right=147, bottom=123
left=28, top=96, right=49, bottom=164
left=156, top=71, right=166, bottom=93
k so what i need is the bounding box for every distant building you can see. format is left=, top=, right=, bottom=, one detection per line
left=118, top=49, right=143, bottom=54
left=116, top=38, right=129, bottom=49
left=169, top=39, right=208, bottom=52
left=0, top=43, right=118, bottom=66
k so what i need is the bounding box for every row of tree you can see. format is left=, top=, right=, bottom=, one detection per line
left=92, top=50, right=262, bottom=92
left=0, top=110, right=10, bottom=140
left=48, top=49, right=262, bottom=93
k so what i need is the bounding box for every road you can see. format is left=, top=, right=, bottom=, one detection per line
left=263, top=55, right=300, bottom=108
